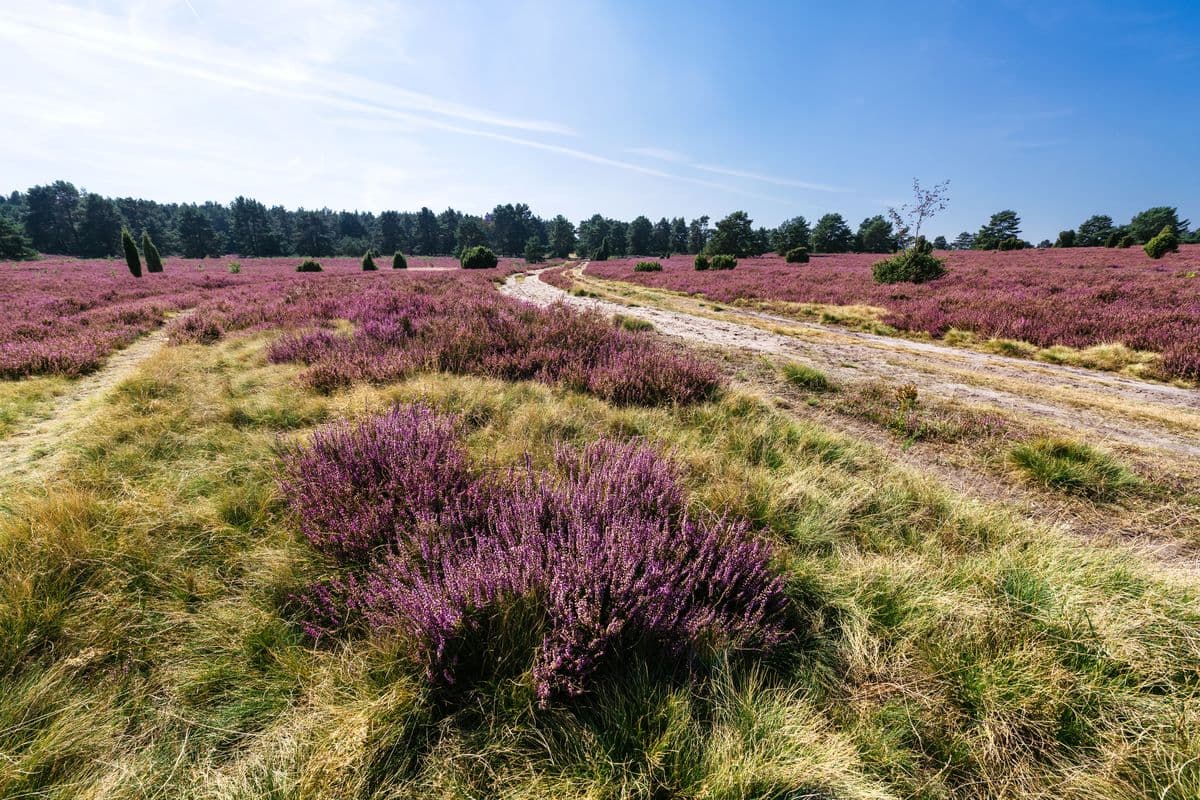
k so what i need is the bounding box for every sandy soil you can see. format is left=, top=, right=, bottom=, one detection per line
left=502, top=266, right=1200, bottom=459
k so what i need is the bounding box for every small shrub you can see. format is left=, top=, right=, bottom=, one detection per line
left=392, top=252, right=407, bottom=269
left=141, top=231, right=163, bottom=273
left=709, top=254, right=737, bottom=270
left=228, top=261, right=241, bottom=274
left=614, top=314, right=654, bottom=333
left=362, top=251, right=377, bottom=271
left=1144, top=225, right=1179, bottom=259
left=297, top=258, right=323, bottom=273
left=784, top=247, right=809, bottom=263
left=997, top=237, right=1024, bottom=251
left=460, top=245, right=498, bottom=270
left=871, top=237, right=945, bottom=284
left=634, top=260, right=663, bottom=272
left=1009, top=438, right=1137, bottom=500
left=694, top=254, right=710, bottom=271
left=1118, top=235, right=1134, bottom=248
left=1104, top=231, right=1121, bottom=248
left=780, top=362, right=830, bottom=391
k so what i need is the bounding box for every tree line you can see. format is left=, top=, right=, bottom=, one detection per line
left=0, top=180, right=1195, bottom=262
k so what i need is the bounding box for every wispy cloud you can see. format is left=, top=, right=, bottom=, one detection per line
left=0, top=5, right=577, bottom=137
left=692, top=163, right=848, bottom=193
left=625, top=147, right=690, bottom=163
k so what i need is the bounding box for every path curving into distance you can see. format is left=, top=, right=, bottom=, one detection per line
left=502, top=266, right=1200, bottom=459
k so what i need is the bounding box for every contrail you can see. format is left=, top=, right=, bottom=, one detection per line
left=181, top=0, right=200, bottom=20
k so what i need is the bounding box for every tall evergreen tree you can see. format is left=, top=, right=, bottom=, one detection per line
left=772, top=216, right=810, bottom=254
left=973, top=210, right=1022, bottom=249
left=0, top=215, right=36, bottom=260
left=142, top=231, right=164, bottom=272
left=627, top=216, right=653, bottom=254
left=811, top=213, right=854, bottom=253
left=177, top=206, right=220, bottom=258
left=121, top=228, right=142, bottom=277
left=75, top=193, right=123, bottom=257
left=23, top=180, right=80, bottom=254
left=548, top=215, right=576, bottom=258
left=705, top=211, right=757, bottom=257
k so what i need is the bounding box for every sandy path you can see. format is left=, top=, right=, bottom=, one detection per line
left=0, top=313, right=192, bottom=485
left=502, top=268, right=1200, bottom=458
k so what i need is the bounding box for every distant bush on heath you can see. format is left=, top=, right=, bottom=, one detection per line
left=694, top=254, right=710, bottom=271
left=871, top=236, right=946, bottom=284
left=1009, top=438, right=1137, bottom=500
left=460, top=245, right=498, bottom=269
left=709, top=254, right=737, bottom=270
left=1118, top=235, right=1134, bottom=248
left=227, top=261, right=241, bottom=274
left=141, top=231, right=163, bottom=273
left=362, top=251, right=377, bottom=271
left=997, top=237, right=1024, bottom=251
left=1144, top=225, right=1179, bottom=259
left=284, top=405, right=789, bottom=705
left=634, top=260, right=663, bottom=272
left=784, top=247, right=809, bottom=263
left=392, top=252, right=407, bottom=269
left=296, top=258, right=323, bottom=272
left=1104, top=231, right=1121, bottom=247
left=121, top=228, right=141, bottom=277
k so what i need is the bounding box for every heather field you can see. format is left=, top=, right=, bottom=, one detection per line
left=0, top=256, right=527, bottom=379
left=586, top=246, right=1200, bottom=381
left=2, top=250, right=1200, bottom=798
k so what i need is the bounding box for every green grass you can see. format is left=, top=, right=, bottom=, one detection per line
left=1009, top=438, right=1139, bottom=500
left=614, top=313, right=655, bottom=333
left=779, top=361, right=831, bottom=392
left=0, top=376, right=70, bottom=440
left=0, top=333, right=1198, bottom=798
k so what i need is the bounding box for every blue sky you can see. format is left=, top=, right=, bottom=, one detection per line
left=0, top=0, right=1196, bottom=241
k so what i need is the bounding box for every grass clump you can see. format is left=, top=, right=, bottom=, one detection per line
left=634, top=260, right=663, bottom=272
left=1009, top=438, right=1139, bottom=500
left=614, top=314, right=654, bottom=333
left=296, top=258, right=323, bottom=272
left=780, top=361, right=830, bottom=391
left=227, top=260, right=241, bottom=274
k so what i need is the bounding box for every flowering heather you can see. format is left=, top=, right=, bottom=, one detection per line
left=261, top=285, right=722, bottom=405
left=0, top=255, right=526, bottom=378
left=588, top=246, right=1200, bottom=380
left=285, top=405, right=788, bottom=705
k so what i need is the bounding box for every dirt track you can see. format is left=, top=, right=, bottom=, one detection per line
left=502, top=267, right=1200, bottom=459
left=0, top=313, right=191, bottom=485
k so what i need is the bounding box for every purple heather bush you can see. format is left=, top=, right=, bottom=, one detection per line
left=285, top=405, right=789, bottom=706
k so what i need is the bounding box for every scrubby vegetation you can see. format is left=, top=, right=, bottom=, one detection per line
left=1009, top=438, right=1139, bottom=500
left=1145, top=225, right=1180, bottom=259
left=709, top=254, right=737, bottom=270
left=785, top=246, right=809, bottom=263
left=393, top=252, right=407, bottom=269
left=121, top=227, right=141, bottom=277
left=634, top=260, right=662, bottom=272
left=871, top=236, right=946, bottom=284
left=297, top=257, right=323, bottom=272
left=362, top=251, right=377, bottom=271
left=460, top=245, right=499, bottom=269
left=694, top=253, right=710, bottom=271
